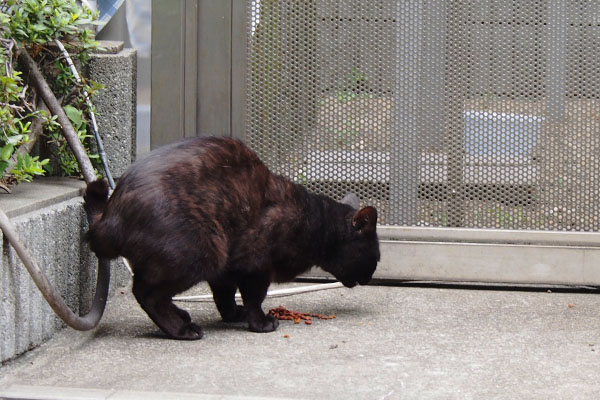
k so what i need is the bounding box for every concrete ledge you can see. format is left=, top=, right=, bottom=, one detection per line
left=0, top=179, right=131, bottom=364
left=0, top=194, right=91, bottom=363
left=0, top=178, right=85, bottom=218
left=306, top=226, right=600, bottom=286
left=0, top=41, right=137, bottom=365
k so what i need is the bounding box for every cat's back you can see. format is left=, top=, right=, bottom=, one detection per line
left=114, top=137, right=265, bottom=196
left=95, top=136, right=275, bottom=267
left=107, top=136, right=272, bottom=226
left=122, top=136, right=263, bottom=182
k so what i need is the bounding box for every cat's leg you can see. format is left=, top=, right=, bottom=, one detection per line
left=132, top=276, right=204, bottom=340
left=208, top=279, right=246, bottom=322
left=237, top=273, right=279, bottom=333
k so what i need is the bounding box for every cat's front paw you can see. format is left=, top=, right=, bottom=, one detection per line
left=248, top=314, right=279, bottom=333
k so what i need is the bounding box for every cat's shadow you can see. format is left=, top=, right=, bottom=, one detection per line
left=140, top=318, right=247, bottom=340
left=94, top=303, right=367, bottom=341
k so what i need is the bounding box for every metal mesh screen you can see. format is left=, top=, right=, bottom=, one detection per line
left=246, top=1, right=600, bottom=231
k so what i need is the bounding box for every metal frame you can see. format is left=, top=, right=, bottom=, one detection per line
left=151, top=1, right=600, bottom=286
left=378, top=227, right=600, bottom=285
left=308, top=226, right=600, bottom=286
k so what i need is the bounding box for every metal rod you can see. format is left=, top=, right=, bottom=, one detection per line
left=174, top=282, right=344, bottom=302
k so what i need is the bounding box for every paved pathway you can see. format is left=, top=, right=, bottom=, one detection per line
left=1, top=283, right=599, bottom=399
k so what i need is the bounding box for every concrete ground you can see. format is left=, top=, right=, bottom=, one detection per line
left=0, top=281, right=599, bottom=399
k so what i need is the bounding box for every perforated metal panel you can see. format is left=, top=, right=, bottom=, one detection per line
left=246, top=0, right=600, bottom=231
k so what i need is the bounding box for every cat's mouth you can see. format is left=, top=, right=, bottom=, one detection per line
left=341, top=280, right=358, bottom=288
left=340, top=275, right=372, bottom=288
left=331, top=264, right=376, bottom=288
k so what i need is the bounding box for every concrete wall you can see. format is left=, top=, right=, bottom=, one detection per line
left=0, top=42, right=136, bottom=363
left=0, top=189, right=133, bottom=364
left=1, top=197, right=90, bottom=363
left=87, top=41, right=137, bottom=178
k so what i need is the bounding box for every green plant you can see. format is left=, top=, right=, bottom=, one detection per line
left=46, top=104, right=99, bottom=176
left=0, top=52, right=49, bottom=183
left=2, top=0, right=95, bottom=56
left=0, top=0, right=101, bottom=186
left=11, top=153, right=49, bottom=182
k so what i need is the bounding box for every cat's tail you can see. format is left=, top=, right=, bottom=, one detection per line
left=83, top=179, right=120, bottom=259
left=83, top=179, right=109, bottom=226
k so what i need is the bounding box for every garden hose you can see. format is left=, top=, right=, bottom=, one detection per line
left=0, top=210, right=110, bottom=330
left=173, top=282, right=344, bottom=303
left=0, top=42, right=112, bottom=331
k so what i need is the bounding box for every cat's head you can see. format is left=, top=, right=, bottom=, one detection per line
left=322, top=195, right=380, bottom=288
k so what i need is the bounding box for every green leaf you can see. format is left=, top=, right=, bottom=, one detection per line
left=63, top=104, right=83, bottom=129
left=0, top=160, right=9, bottom=175
left=6, top=134, right=24, bottom=146
left=0, top=12, right=9, bottom=25
left=31, top=23, right=48, bottom=32
left=1, top=145, right=14, bottom=161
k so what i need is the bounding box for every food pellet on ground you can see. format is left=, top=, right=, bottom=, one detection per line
left=269, top=306, right=336, bottom=324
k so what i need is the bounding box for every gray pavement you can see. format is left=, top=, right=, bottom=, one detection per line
left=1, top=281, right=599, bottom=399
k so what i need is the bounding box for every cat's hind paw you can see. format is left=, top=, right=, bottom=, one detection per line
left=174, top=322, right=204, bottom=340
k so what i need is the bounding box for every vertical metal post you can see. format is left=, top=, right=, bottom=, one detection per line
left=547, top=0, right=567, bottom=123
left=184, top=0, right=198, bottom=138
left=197, top=0, right=232, bottom=138
left=445, top=0, right=467, bottom=227
left=151, top=0, right=198, bottom=148
left=231, top=0, right=248, bottom=141
left=419, top=1, right=447, bottom=147
left=390, top=0, right=422, bottom=225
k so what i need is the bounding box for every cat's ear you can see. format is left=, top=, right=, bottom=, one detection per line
left=341, top=193, right=360, bottom=209
left=352, top=206, right=377, bottom=235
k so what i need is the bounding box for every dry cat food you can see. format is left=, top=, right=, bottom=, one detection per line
left=269, top=306, right=336, bottom=325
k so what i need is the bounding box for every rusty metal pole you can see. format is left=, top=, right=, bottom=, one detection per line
left=15, top=44, right=97, bottom=184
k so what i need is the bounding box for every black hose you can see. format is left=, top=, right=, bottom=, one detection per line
left=54, top=39, right=116, bottom=190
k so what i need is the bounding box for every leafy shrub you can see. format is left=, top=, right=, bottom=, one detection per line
left=0, top=0, right=101, bottom=185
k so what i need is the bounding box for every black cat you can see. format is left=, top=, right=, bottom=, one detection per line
left=84, top=137, right=380, bottom=340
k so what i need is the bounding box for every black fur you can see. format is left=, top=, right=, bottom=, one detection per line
left=84, top=137, right=380, bottom=339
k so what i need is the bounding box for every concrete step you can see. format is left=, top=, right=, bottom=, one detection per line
left=0, top=178, right=131, bottom=364
left=0, top=384, right=291, bottom=400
